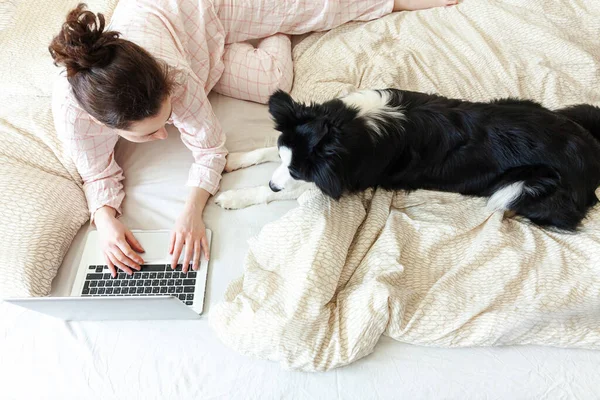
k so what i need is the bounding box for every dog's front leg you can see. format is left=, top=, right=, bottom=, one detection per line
left=215, top=183, right=314, bottom=209
left=224, top=147, right=279, bottom=172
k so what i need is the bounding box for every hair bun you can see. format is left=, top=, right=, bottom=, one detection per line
left=49, top=3, right=120, bottom=77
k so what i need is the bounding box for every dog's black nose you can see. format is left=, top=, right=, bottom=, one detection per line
left=269, top=181, right=281, bottom=192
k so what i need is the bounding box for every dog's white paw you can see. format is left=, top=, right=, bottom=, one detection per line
left=215, top=186, right=272, bottom=209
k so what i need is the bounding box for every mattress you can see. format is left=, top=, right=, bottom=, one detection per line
left=1, top=93, right=599, bottom=399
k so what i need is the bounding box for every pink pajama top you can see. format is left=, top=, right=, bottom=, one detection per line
left=52, top=0, right=394, bottom=219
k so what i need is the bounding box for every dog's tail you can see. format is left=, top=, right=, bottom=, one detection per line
left=557, top=104, right=600, bottom=143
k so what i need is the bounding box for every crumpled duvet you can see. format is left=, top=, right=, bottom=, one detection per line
left=210, top=189, right=600, bottom=371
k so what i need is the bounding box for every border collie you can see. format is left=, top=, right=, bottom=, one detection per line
left=218, top=89, right=600, bottom=231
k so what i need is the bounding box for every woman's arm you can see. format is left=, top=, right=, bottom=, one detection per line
left=53, top=83, right=143, bottom=276
left=63, top=116, right=125, bottom=222
left=52, top=83, right=126, bottom=221
left=170, top=73, right=227, bottom=271
left=174, top=74, right=228, bottom=196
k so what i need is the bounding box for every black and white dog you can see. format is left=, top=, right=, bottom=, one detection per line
left=218, top=89, right=600, bottom=231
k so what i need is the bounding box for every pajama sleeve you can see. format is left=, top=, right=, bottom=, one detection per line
left=54, top=100, right=125, bottom=223
left=172, top=72, right=228, bottom=194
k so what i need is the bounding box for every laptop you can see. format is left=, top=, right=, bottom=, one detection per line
left=5, top=229, right=211, bottom=321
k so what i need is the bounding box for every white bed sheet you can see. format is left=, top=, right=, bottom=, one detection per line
left=1, top=93, right=599, bottom=399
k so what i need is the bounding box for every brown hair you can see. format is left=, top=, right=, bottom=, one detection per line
left=49, top=3, right=175, bottom=130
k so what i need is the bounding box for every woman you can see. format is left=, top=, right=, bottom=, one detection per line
left=50, top=0, right=453, bottom=277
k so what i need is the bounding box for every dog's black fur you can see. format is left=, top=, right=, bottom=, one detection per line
left=268, top=89, right=600, bottom=231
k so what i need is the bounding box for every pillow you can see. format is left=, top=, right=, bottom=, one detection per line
left=0, top=0, right=119, bottom=297
left=0, top=162, right=88, bottom=297
left=0, top=96, right=89, bottom=296
left=0, top=0, right=119, bottom=97
left=290, top=0, right=600, bottom=108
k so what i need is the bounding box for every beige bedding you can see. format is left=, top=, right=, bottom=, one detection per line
left=291, top=0, right=600, bottom=108
left=210, top=0, right=600, bottom=370
left=211, top=188, right=600, bottom=371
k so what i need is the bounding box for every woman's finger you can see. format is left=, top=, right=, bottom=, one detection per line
left=125, top=230, right=145, bottom=254
left=112, top=245, right=140, bottom=272
left=201, top=235, right=210, bottom=261
left=182, top=235, right=194, bottom=274
left=108, top=253, right=133, bottom=276
left=105, top=255, right=117, bottom=277
left=168, top=231, right=176, bottom=255
left=116, top=240, right=143, bottom=269
left=171, top=234, right=184, bottom=270
left=192, top=240, right=201, bottom=271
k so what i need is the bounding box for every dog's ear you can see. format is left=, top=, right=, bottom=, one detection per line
left=296, top=118, right=330, bottom=150
left=311, top=155, right=344, bottom=200
left=268, top=90, right=298, bottom=130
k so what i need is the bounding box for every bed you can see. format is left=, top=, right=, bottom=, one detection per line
left=1, top=92, right=599, bottom=399
left=1, top=0, right=600, bottom=397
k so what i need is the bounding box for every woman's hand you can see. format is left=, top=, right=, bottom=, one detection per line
left=95, top=206, right=145, bottom=277
left=169, top=188, right=211, bottom=273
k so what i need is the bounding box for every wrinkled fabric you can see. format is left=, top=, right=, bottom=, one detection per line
left=211, top=188, right=600, bottom=371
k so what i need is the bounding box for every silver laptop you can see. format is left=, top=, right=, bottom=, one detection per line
left=5, top=229, right=211, bottom=321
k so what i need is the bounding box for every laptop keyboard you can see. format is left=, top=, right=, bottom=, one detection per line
left=82, top=264, right=198, bottom=306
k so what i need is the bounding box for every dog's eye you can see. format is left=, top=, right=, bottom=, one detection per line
left=289, top=170, right=300, bottom=180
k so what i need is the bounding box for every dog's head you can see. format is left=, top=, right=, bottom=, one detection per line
left=267, top=90, right=353, bottom=199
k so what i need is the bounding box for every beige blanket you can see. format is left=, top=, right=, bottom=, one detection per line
left=291, top=0, right=600, bottom=108
left=210, top=0, right=600, bottom=370
left=210, top=189, right=600, bottom=371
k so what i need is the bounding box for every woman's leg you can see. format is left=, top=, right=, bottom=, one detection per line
left=394, top=0, right=457, bottom=11
left=212, top=0, right=394, bottom=102
left=212, top=34, right=293, bottom=103
left=211, top=0, right=456, bottom=103
left=213, top=0, right=395, bottom=43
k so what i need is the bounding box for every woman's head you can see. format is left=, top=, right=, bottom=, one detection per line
left=49, top=3, right=175, bottom=140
